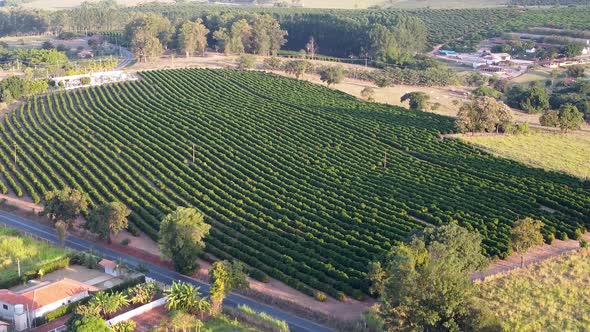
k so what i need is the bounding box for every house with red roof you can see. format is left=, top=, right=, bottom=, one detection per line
left=0, top=279, right=98, bottom=331
left=98, top=259, right=120, bottom=277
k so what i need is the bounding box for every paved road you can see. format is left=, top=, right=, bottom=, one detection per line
left=0, top=211, right=332, bottom=332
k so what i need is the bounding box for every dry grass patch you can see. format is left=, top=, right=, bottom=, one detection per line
left=477, top=249, right=590, bottom=332
left=460, top=132, right=590, bottom=179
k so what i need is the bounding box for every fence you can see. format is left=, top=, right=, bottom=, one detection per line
left=106, top=297, right=166, bottom=327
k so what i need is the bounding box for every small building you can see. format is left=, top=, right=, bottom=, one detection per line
left=99, top=259, right=119, bottom=277
left=525, top=47, right=536, bottom=54
left=77, top=50, right=94, bottom=58
left=0, top=279, right=98, bottom=331
left=438, top=50, right=457, bottom=56
left=485, top=53, right=511, bottom=65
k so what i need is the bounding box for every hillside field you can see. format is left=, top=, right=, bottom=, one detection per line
left=461, top=133, right=590, bottom=180
left=2, top=69, right=589, bottom=298
left=478, top=249, right=590, bottom=331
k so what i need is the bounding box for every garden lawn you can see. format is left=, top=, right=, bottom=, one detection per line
left=0, top=227, right=69, bottom=284
left=477, top=249, right=590, bottom=331
left=461, top=133, right=590, bottom=179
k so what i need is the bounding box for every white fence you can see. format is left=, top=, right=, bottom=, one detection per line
left=106, top=297, right=166, bottom=327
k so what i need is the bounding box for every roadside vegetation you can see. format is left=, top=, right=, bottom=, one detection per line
left=0, top=227, right=70, bottom=287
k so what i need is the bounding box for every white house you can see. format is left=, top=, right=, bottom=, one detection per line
left=485, top=53, right=511, bottom=65
left=0, top=279, right=98, bottom=331
left=99, top=259, right=120, bottom=277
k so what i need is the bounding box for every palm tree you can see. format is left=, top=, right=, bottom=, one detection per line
left=196, top=297, right=211, bottom=319
left=91, top=291, right=129, bottom=318
left=194, top=319, right=204, bottom=332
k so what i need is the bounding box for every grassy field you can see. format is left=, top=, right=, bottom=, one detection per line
left=205, top=316, right=258, bottom=331
left=509, top=69, right=552, bottom=87
left=460, top=133, right=590, bottom=179
left=0, top=227, right=69, bottom=283
left=477, top=249, right=590, bottom=331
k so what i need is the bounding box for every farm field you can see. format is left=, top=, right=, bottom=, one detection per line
left=0, top=227, right=70, bottom=284
left=477, top=249, right=590, bottom=331
left=1, top=69, right=590, bottom=298
left=461, top=133, right=590, bottom=179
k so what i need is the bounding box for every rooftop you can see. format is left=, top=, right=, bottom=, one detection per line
left=1, top=279, right=98, bottom=310
left=99, top=259, right=117, bottom=270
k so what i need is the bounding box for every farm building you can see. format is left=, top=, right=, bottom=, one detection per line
left=485, top=53, right=511, bottom=65
left=0, top=279, right=97, bottom=331
left=99, top=259, right=120, bottom=277
left=438, top=50, right=457, bottom=56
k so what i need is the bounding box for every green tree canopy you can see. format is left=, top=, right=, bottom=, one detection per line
left=68, top=315, right=112, bottom=332
left=455, top=96, right=513, bottom=133
left=558, top=103, right=584, bottom=133
left=369, top=224, right=497, bottom=332
left=319, top=65, right=344, bottom=87
left=43, top=187, right=89, bottom=225
left=86, top=202, right=131, bottom=243
left=510, top=217, right=545, bottom=267
left=158, top=207, right=211, bottom=274
left=401, top=91, right=430, bottom=111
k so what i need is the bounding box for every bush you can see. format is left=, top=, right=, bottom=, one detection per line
left=314, top=291, right=327, bottom=302
left=580, top=239, right=589, bottom=248
left=80, top=77, right=91, bottom=85
left=546, top=233, right=555, bottom=245
left=238, top=54, right=257, bottom=70
left=559, top=232, right=569, bottom=241
left=262, top=57, right=283, bottom=70
left=120, top=238, right=130, bottom=246
left=225, top=304, right=290, bottom=332
left=336, top=291, right=346, bottom=301
left=574, top=228, right=583, bottom=240
left=249, top=269, right=269, bottom=283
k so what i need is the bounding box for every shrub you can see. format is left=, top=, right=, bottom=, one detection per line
left=574, top=229, right=583, bottom=240
left=314, top=291, right=327, bottom=302
left=250, top=269, right=269, bottom=283
left=80, top=77, right=91, bottom=85
left=336, top=291, right=346, bottom=301
left=559, top=232, right=569, bottom=241
left=580, top=239, right=589, bottom=248
left=225, top=304, right=290, bottom=332
left=546, top=233, right=555, bottom=245
left=238, top=54, right=257, bottom=70
left=120, top=238, right=130, bottom=246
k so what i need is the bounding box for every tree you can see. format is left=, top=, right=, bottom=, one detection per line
left=212, top=28, right=231, bottom=54
left=229, top=19, right=252, bottom=54
left=159, top=207, right=211, bottom=274
left=361, top=87, right=376, bottom=102
left=284, top=60, right=309, bottom=79
left=558, top=103, right=584, bottom=133
left=305, top=36, right=318, bottom=59
left=178, top=19, right=209, bottom=57
left=165, top=281, right=206, bottom=315
left=251, top=14, right=287, bottom=56
left=319, top=65, right=344, bottom=87
left=539, top=110, right=560, bottom=127
left=520, top=82, right=550, bottom=114
left=371, top=224, right=497, bottom=331
left=566, top=65, right=585, bottom=78
left=125, top=13, right=172, bottom=61
left=55, top=220, right=67, bottom=247
left=455, top=96, right=513, bottom=133
left=112, top=321, right=136, bottom=332
left=86, top=202, right=130, bottom=243
left=400, top=92, right=430, bottom=111
left=472, top=85, right=502, bottom=99
left=563, top=42, right=584, bottom=57
left=209, top=260, right=249, bottom=315
left=510, top=217, right=545, bottom=268
left=68, top=316, right=112, bottom=332
left=43, top=187, right=89, bottom=225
